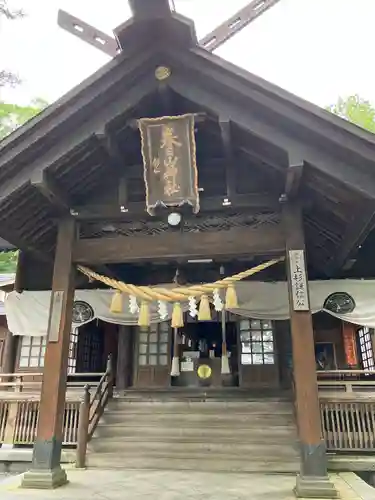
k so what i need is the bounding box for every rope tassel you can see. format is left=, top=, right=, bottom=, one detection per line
left=225, top=284, right=238, bottom=309
left=138, top=301, right=150, bottom=327
left=198, top=294, right=211, bottom=321
left=171, top=302, right=184, bottom=328
left=110, top=291, right=123, bottom=313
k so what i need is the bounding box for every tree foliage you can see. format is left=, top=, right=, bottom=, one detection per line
left=0, top=1, right=24, bottom=88
left=0, top=0, right=24, bottom=19
left=0, top=250, right=18, bottom=273
left=327, top=94, right=375, bottom=134
left=0, top=98, right=48, bottom=139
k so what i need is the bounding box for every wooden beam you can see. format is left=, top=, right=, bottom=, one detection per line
left=31, top=170, right=71, bottom=213
left=73, top=193, right=280, bottom=221
left=219, top=119, right=236, bottom=201
left=325, top=200, right=375, bottom=276
left=73, top=225, right=284, bottom=264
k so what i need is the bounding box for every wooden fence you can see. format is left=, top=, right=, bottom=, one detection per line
left=318, top=370, right=375, bottom=452
left=0, top=399, right=80, bottom=446
left=0, top=356, right=113, bottom=470
left=1, top=368, right=375, bottom=457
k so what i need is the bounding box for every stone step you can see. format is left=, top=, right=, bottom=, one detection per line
left=88, top=439, right=299, bottom=456
left=86, top=453, right=299, bottom=473
left=108, top=401, right=294, bottom=413
left=100, top=412, right=295, bottom=426
left=93, top=423, right=296, bottom=439
left=116, top=393, right=292, bottom=403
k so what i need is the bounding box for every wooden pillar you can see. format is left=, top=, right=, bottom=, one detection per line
left=21, top=217, right=76, bottom=490
left=283, top=203, right=337, bottom=499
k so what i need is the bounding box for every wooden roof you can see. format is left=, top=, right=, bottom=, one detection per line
left=1, top=7, right=375, bottom=279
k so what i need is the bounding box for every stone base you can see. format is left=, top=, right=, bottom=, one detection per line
left=294, top=475, right=338, bottom=499
left=21, top=467, right=69, bottom=489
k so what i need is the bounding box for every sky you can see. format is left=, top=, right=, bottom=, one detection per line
left=0, top=0, right=374, bottom=109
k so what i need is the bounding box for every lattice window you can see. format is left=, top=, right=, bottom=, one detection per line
left=138, top=322, right=169, bottom=367
left=68, top=329, right=78, bottom=375
left=19, top=331, right=78, bottom=371
left=19, top=336, right=46, bottom=368
left=239, top=319, right=275, bottom=365
left=358, top=327, right=375, bottom=371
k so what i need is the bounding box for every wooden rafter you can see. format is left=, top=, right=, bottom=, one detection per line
left=325, top=200, right=375, bottom=276
left=166, top=72, right=375, bottom=199
left=0, top=73, right=158, bottom=204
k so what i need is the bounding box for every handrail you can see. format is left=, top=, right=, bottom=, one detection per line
left=316, top=370, right=375, bottom=394
left=0, top=372, right=105, bottom=378
left=76, top=355, right=113, bottom=468
left=0, top=372, right=105, bottom=393
left=317, top=370, right=375, bottom=377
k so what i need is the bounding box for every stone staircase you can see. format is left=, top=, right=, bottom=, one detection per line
left=87, top=389, right=300, bottom=473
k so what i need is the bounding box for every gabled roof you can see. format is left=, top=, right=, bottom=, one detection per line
left=1, top=9, right=375, bottom=278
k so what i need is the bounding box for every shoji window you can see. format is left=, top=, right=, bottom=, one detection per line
left=239, top=319, right=275, bottom=365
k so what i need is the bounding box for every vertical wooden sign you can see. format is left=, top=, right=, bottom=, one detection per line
left=47, top=290, right=64, bottom=342
left=288, top=249, right=309, bottom=311
left=138, top=114, right=199, bottom=215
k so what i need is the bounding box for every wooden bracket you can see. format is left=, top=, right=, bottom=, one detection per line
left=281, top=153, right=304, bottom=202
left=95, top=131, right=130, bottom=209
left=219, top=118, right=236, bottom=201
left=31, top=170, right=71, bottom=213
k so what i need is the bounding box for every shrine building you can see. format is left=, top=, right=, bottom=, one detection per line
left=1, top=0, right=375, bottom=497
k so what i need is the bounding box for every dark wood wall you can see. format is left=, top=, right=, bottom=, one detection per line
left=0, top=316, right=8, bottom=369
left=276, top=312, right=346, bottom=389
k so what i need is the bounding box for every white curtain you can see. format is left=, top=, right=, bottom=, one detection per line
left=5, top=279, right=375, bottom=337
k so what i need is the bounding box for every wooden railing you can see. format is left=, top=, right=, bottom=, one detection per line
left=0, top=372, right=104, bottom=394
left=76, top=355, right=114, bottom=468
left=317, top=370, right=375, bottom=452
left=0, top=360, right=113, bottom=455
left=0, top=398, right=81, bottom=446
left=317, top=370, right=375, bottom=394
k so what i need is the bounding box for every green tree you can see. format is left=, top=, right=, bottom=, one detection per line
left=0, top=1, right=24, bottom=88
left=0, top=98, right=48, bottom=139
left=0, top=250, right=18, bottom=273
left=327, top=94, right=375, bottom=134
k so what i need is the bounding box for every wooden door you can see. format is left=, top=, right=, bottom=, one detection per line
left=238, top=318, right=279, bottom=388
left=76, top=323, right=105, bottom=373
left=134, top=322, right=171, bottom=387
